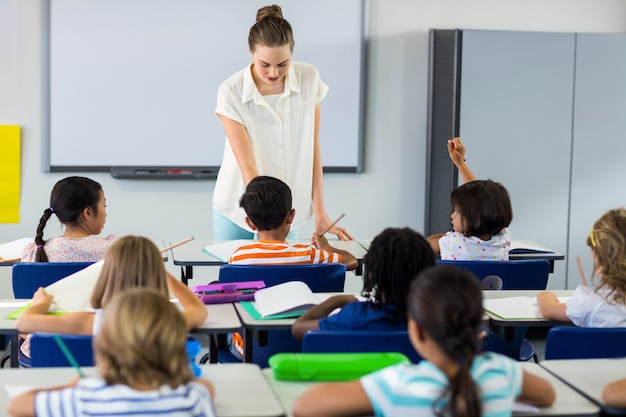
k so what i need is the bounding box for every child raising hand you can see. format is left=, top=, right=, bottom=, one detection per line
left=8, top=288, right=215, bottom=417
left=428, top=137, right=513, bottom=260
left=538, top=207, right=626, bottom=326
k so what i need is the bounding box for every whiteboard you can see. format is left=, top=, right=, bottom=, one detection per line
left=43, top=0, right=366, bottom=177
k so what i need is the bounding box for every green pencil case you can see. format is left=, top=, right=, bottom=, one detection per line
left=268, top=352, right=410, bottom=381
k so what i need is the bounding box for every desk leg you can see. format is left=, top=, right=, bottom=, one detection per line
left=9, top=335, right=18, bottom=368
left=209, top=334, right=218, bottom=364
left=244, top=328, right=254, bottom=363
left=549, top=260, right=555, bottom=274
left=180, top=265, right=193, bottom=286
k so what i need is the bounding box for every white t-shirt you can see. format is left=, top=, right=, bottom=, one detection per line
left=213, top=61, right=328, bottom=231
left=566, top=285, right=626, bottom=327
left=439, top=228, right=511, bottom=261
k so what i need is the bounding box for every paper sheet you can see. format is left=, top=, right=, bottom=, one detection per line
left=203, top=239, right=253, bottom=262
left=0, top=237, right=33, bottom=262
left=0, top=125, right=21, bottom=223
left=483, top=296, right=570, bottom=320
left=44, top=261, right=104, bottom=313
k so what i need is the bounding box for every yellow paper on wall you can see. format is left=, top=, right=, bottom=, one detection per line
left=0, top=125, right=21, bottom=223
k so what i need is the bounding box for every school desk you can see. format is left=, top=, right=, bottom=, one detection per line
left=261, top=362, right=599, bottom=417
left=508, top=240, right=565, bottom=273
left=0, top=363, right=285, bottom=417
left=232, top=292, right=359, bottom=364
left=190, top=302, right=242, bottom=364
left=0, top=300, right=241, bottom=368
left=170, top=239, right=370, bottom=285
left=0, top=300, right=26, bottom=368
left=541, top=358, right=626, bottom=416
left=483, top=289, right=573, bottom=342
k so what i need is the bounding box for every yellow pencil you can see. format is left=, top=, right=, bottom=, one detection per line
left=321, top=214, right=345, bottom=236
left=576, top=256, right=588, bottom=286
left=161, top=237, right=194, bottom=253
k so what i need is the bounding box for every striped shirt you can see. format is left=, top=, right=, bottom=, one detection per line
left=360, top=352, right=522, bottom=417
left=229, top=240, right=342, bottom=265
left=35, top=377, right=215, bottom=417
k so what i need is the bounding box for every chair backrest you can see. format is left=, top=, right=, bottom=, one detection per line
left=12, top=262, right=94, bottom=299
left=218, top=263, right=346, bottom=292
left=436, top=259, right=550, bottom=290
left=545, top=326, right=626, bottom=359
left=30, top=333, right=95, bottom=367
left=301, top=330, right=422, bottom=363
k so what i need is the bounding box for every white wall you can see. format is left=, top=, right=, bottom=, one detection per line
left=1, top=0, right=626, bottom=296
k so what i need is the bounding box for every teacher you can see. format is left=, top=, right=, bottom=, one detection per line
left=212, top=4, right=352, bottom=241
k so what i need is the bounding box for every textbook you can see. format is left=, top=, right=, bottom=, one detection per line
left=483, top=296, right=571, bottom=320
left=240, top=281, right=319, bottom=319
left=509, top=240, right=556, bottom=254
left=0, top=237, right=33, bottom=262
left=202, top=239, right=253, bottom=262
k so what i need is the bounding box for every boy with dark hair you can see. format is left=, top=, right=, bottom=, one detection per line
left=231, top=176, right=357, bottom=270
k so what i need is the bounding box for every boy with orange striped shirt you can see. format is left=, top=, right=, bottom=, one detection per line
left=230, top=176, right=358, bottom=270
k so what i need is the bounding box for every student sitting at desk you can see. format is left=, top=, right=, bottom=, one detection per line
left=291, top=227, right=435, bottom=339
left=225, top=175, right=358, bottom=360
left=16, top=236, right=207, bottom=359
left=427, top=137, right=513, bottom=261
left=292, top=265, right=556, bottom=417
left=537, top=208, right=626, bottom=327
left=229, top=175, right=358, bottom=270
left=7, top=288, right=216, bottom=417
left=22, top=176, right=117, bottom=262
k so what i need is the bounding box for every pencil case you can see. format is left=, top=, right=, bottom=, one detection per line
left=191, top=281, right=266, bottom=304
left=268, top=352, right=410, bottom=381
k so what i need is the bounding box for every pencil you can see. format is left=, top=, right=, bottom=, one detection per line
left=161, top=237, right=194, bottom=253
left=53, top=335, right=84, bottom=378
left=321, top=213, right=345, bottom=236
left=576, top=256, right=588, bottom=286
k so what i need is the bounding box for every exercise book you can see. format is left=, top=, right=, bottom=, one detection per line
left=483, top=296, right=571, bottom=320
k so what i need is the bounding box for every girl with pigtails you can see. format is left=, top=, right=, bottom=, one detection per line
left=292, top=265, right=555, bottom=417
left=21, top=176, right=117, bottom=262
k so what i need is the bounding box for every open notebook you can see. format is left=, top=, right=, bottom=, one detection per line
left=202, top=240, right=252, bottom=262
left=240, top=281, right=320, bottom=320
left=0, top=237, right=33, bottom=262
left=483, top=296, right=571, bottom=320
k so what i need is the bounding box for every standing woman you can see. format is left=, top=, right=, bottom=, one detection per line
left=213, top=4, right=352, bottom=241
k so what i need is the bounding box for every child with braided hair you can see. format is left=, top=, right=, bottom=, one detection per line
left=21, top=176, right=117, bottom=262
left=292, top=265, right=555, bottom=417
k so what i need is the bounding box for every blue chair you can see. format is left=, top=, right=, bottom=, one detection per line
left=545, top=326, right=626, bottom=359
left=302, top=330, right=422, bottom=363
left=436, top=259, right=550, bottom=290
left=12, top=262, right=94, bottom=298
left=482, top=328, right=536, bottom=362
left=30, top=333, right=94, bottom=368
left=218, top=263, right=346, bottom=292
left=1, top=262, right=95, bottom=368
left=217, top=263, right=346, bottom=367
